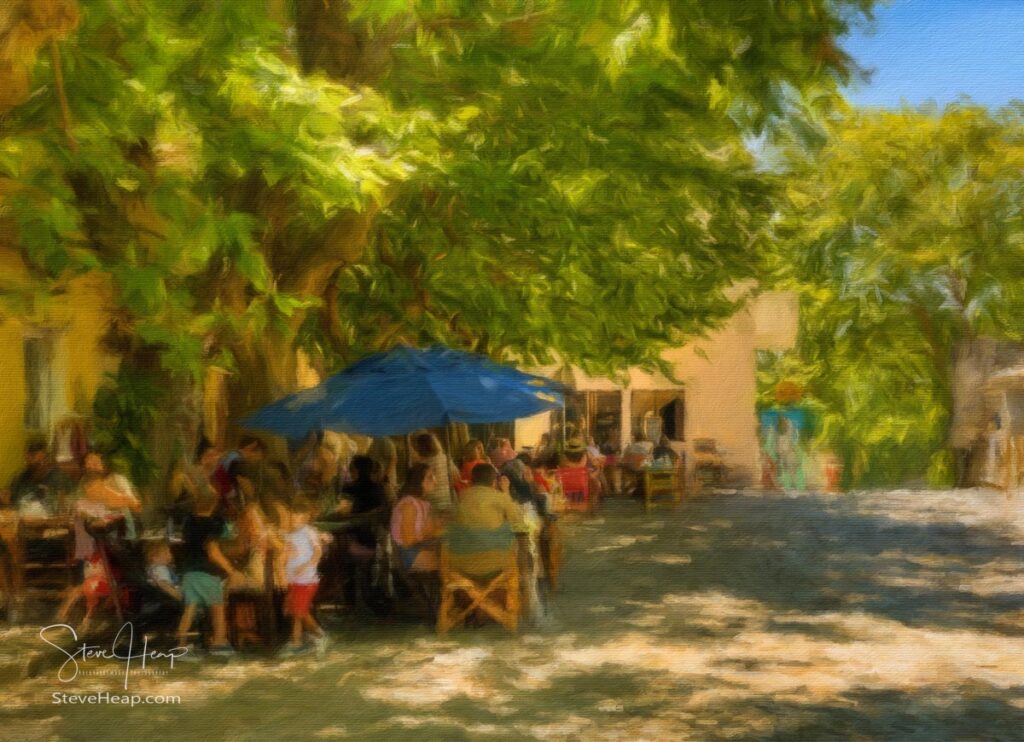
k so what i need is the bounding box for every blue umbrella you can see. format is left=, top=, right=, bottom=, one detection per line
left=240, top=345, right=566, bottom=438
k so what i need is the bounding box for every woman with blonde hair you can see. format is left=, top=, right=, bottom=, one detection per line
left=410, top=432, right=459, bottom=512
left=456, top=439, right=486, bottom=494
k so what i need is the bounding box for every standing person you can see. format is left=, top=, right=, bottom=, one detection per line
left=280, top=499, right=328, bottom=656
left=390, top=463, right=442, bottom=573
left=8, top=440, right=70, bottom=516
left=102, top=455, right=142, bottom=540
left=168, top=440, right=221, bottom=526
left=176, top=490, right=240, bottom=657
left=410, top=433, right=459, bottom=514
left=367, top=436, right=398, bottom=503
left=535, top=433, right=553, bottom=463
left=297, top=435, right=343, bottom=512
left=456, top=439, right=487, bottom=495
left=332, top=455, right=389, bottom=558
left=72, top=452, right=142, bottom=558
left=56, top=453, right=140, bottom=632
left=212, top=436, right=267, bottom=519
left=777, top=418, right=797, bottom=491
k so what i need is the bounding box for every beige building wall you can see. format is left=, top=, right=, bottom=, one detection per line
left=516, top=291, right=798, bottom=482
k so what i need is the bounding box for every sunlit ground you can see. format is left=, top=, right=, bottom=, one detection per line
left=2, top=488, right=1024, bottom=740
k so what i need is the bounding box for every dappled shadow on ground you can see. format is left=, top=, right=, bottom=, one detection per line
left=3, top=489, right=1024, bottom=740
left=560, top=490, right=1024, bottom=637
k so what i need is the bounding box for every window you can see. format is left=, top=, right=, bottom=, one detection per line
left=23, top=334, right=57, bottom=432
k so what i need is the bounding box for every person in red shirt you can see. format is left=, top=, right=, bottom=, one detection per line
left=212, top=436, right=267, bottom=518
left=456, top=439, right=486, bottom=495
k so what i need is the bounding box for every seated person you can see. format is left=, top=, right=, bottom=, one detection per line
left=558, top=439, right=589, bottom=469
left=135, top=540, right=183, bottom=630
left=622, top=432, right=654, bottom=497
left=488, top=438, right=517, bottom=471
left=146, top=541, right=182, bottom=602
left=9, top=440, right=70, bottom=517
left=559, top=439, right=603, bottom=499
left=390, top=463, right=443, bottom=573
left=503, top=454, right=546, bottom=516
left=623, top=432, right=654, bottom=465
left=534, top=433, right=555, bottom=468
left=332, top=455, right=389, bottom=558
left=447, top=464, right=524, bottom=579
left=652, top=435, right=680, bottom=467
left=456, top=439, right=487, bottom=495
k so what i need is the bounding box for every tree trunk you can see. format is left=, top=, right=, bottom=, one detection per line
left=212, top=3, right=387, bottom=450
left=948, top=336, right=997, bottom=487
left=223, top=328, right=299, bottom=452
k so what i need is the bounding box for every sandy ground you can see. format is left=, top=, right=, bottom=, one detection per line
left=1, top=488, right=1024, bottom=741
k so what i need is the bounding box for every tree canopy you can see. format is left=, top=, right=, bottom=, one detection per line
left=0, top=0, right=878, bottom=476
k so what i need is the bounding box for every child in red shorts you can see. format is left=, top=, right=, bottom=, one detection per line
left=280, top=499, right=327, bottom=656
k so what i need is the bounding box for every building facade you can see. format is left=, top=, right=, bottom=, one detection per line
left=516, top=291, right=799, bottom=484
left=0, top=250, right=117, bottom=484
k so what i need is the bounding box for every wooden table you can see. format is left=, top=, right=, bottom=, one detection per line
left=2, top=513, right=75, bottom=613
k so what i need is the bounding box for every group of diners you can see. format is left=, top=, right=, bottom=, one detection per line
left=0, top=429, right=583, bottom=658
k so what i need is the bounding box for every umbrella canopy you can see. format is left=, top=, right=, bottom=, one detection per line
left=240, top=345, right=566, bottom=439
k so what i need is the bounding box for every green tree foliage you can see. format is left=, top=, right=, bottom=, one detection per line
left=305, top=0, right=877, bottom=374
left=0, top=0, right=877, bottom=475
left=775, top=104, right=1024, bottom=485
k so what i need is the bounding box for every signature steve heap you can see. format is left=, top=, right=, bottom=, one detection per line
left=39, top=623, right=189, bottom=690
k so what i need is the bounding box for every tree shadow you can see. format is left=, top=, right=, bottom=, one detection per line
left=558, top=492, right=1024, bottom=638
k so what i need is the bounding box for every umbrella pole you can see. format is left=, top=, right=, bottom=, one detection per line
left=562, top=400, right=567, bottom=446
left=444, top=424, right=457, bottom=504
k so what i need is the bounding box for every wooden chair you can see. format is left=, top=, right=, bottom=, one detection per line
left=555, top=467, right=592, bottom=514
left=643, top=468, right=683, bottom=512
left=389, top=537, right=439, bottom=621
left=436, top=544, right=519, bottom=636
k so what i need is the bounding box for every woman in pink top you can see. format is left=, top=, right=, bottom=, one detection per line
left=390, top=464, right=442, bottom=573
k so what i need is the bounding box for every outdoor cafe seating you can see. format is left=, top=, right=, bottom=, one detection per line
left=436, top=539, right=520, bottom=636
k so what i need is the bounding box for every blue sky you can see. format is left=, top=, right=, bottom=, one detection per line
left=842, top=0, right=1024, bottom=108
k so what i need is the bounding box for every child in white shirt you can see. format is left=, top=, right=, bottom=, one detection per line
left=280, top=499, right=327, bottom=656
left=146, top=541, right=182, bottom=602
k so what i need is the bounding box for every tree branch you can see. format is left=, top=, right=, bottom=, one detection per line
left=49, top=39, right=77, bottom=152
